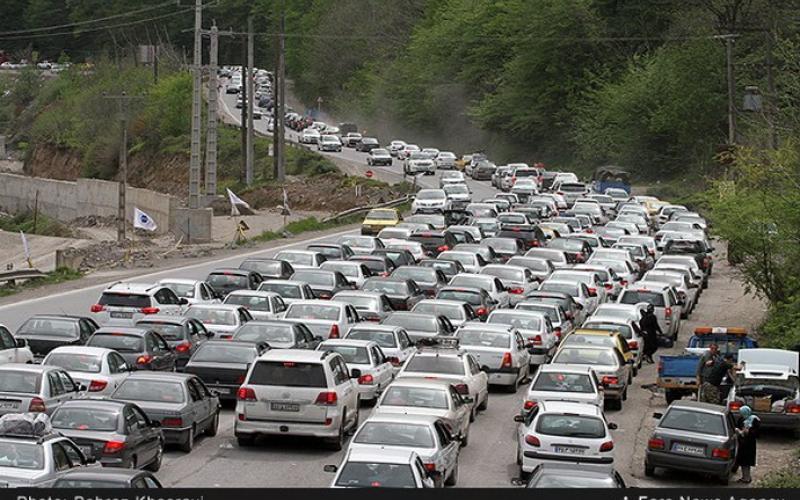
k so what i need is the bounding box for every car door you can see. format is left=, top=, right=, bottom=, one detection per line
left=514, top=332, right=530, bottom=368
left=56, top=370, right=80, bottom=405
left=150, top=333, right=175, bottom=371
left=155, top=289, right=181, bottom=316
left=185, top=379, right=205, bottom=430
left=50, top=441, right=78, bottom=484
left=333, top=357, right=358, bottom=421
left=434, top=421, right=459, bottom=475
left=370, top=345, right=393, bottom=390
left=465, top=355, right=487, bottom=403
left=106, top=352, right=130, bottom=390
left=493, top=278, right=509, bottom=307
left=46, top=371, right=68, bottom=413
left=448, top=386, right=470, bottom=435
left=123, top=405, right=152, bottom=466
left=78, top=319, right=97, bottom=345
left=396, top=329, right=415, bottom=361
left=194, top=377, right=219, bottom=425
left=0, top=327, right=16, bottom=365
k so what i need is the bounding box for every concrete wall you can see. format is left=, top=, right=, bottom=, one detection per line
left=0, top=173, right=181, bottom=235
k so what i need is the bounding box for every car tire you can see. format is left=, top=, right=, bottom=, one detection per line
left=445, top=461, right=458, bottom=486
left=146, top=443, right=163, bottom=472
left=348, top=406, right=360, bottom=436
left=644, top=461, right=655, bottom=477
left=516, top=445, right=522, bottom=466
left=622, top=387, right=628, bottom=401
left=206, top=411, right=219, bottom=436
left=460, top=427, right=469, bottom=448
left=326, top=418, right=345, bottom=451
left=180, top=426, right=195, bottom=453
left=478, top=393, right=488, bottom=411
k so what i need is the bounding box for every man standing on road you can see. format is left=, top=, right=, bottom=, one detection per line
left=639, top=305, right=661, bottom=363
left=702, top=353, right=736, bottom=405
left=697, top=343, right=720, bottom=402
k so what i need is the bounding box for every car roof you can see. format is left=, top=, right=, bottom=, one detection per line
left=60, top=398, right=127, bottom=411
left=665, top=400, right=728, bottom=415
left=25, top=314, right=84, bottom=322
left=346, top=447, right=417, bottom=464
left=187, top=304, right=245, bottom=311
left=381, top=376, right=455, bottom=390
left=104, top=282, right=158, bottom=294
left=258, top=348, right=332, bottom=363
left=416, top=299, right=465, bottom=307
left=0, top=363, right=58, bottom=373
left=158, top=278, right=201, bottom=285
left=136, top=315, right=189, bottom=325
left=126, top=371, right=193, bottom=382
left=536, top=364, right=594, bottom=375
left=364, top=413, right=440, bottom=426
left=208, top=268, right=250, bottom=275
left=47, top=346, right=115, bottom=356
left=226, top=290, right=280, bottom=298
left=348, top=324, right=402, bottom=334
left=319, top=339, right=375, bottom=348
left=286, top=300, right=346, bottom=309
left=540, top=400, right=602, bottom=415
left=59, top=468, right=148, bottom=480
left=261, top=280, right=305, bottom=286
left=94, top=327, right=150, bottom=336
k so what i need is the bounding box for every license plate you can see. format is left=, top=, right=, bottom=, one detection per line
left=212, top=387, right=231, bottom=395
left=553, top=446, right=585, bottom=455
left=672, top=443, right=705, bottom=455
left=271, top=402, right=299, bottom=412
left=0, top=401, right=19, bottom=409
left=110, top=311, right=133, bottom=319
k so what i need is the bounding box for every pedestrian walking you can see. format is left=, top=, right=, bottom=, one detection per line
left=734, top=405, right=760, bottom=483
left=638, top=304, right=661, bottom=363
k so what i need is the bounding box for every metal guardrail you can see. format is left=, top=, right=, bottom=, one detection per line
left=0, top=269, right=46, bottom=284
left=321, top=195, right=412, bottom=223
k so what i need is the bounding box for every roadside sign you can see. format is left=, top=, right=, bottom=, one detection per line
left=365, top=170, right=374, bottom=178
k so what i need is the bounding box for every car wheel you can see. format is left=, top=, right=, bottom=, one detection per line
left=146, top=442, right=163, bottom=472
left=644, top=461, right=655, bottom=477
left=622, top=387, right=628, bottom=401
left=469, top=406, right=476, bottom=423
left=478, top=393, right=488, bottom=411
left=460, top=426, right=469, bottom=448
left=445, top=461, right=458, bottom=486
left=348, top=406, right=360, bottom=436
left=326, top=418, right=345, bottom=451
left=180, top=426, right=195, bottom=453
left=206, top=411, right=219, bottom=436
left=516, top=445, right=522, bottom=466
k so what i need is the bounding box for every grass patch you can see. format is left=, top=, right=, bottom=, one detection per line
left=0, top=267, right=83, bottom=298
left=756, top=449, right=800, bottom=487
left=249, top=214, right=365, bottom=244
left=0, top=212, right=73, bottom=238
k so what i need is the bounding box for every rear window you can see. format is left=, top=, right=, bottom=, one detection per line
left=161, top=282, right=195, bottom=299
left=224, top=294, right=272, bottom=311
left=207, top=274, right=248, bottom=288
left=346, top=329, right=397, bottom=348
left=240, top=260, right=284, bottom=276
left=0, top=442, right=44, bottom=470
left=284, top=304, right=340, bottom=321
left=249, top=361, right=327, bottom=388
left=335, top=463, right=416, bottom=488
left=410, top=234, right=446, bottom=246
left=383, top=314, right=437, bottom=332
left=98, top=293, right=150, bottom=308
left=540, top=282, right=578, bottom=295
left=51, top=408, right=117, bottom=431
left=488, top=312, right=541, bottom=331
left=392, top=267, right=436, bottom=283
left=234, top=323, right=294, bottom=344
left=363, top=280, right=408, bottom=295
left=413, top=303, right=464, bottom=321
left=660, top=408, right=726, bottom=436
left=405, top=355, right=464, bottom=375
left=438, top=289, right=481, bottom=305
left=482, top=267, right=523, bottom=281
left=559, top=183, right=587, bottom=192
left=259, top=283, right=302, bottom=299
left=620, top=290, right=665, bottom=307
left=192, top=344, right=255, bottom=364
left=114, top=379, right=186, bottom=403
left=380, top=386, right=448, bottom=409
left=319, top=345, right=370, bottom=364
left=457, top=329, right=510, bottom=348
left=354, top=422, right=435, bottom=448
left=17, top=318, right=78, bottom=338
left=536, top=414, right=605, bottom=438
left=554, top=348, right=617, bottom=366
left=185, top=308, right=236, bottom=325
left=136, top=321, right=185, bottom=341
left=533, top=372, right=594, bottom=393
left=292, top=271, right=334, bottom=287
left=44, top=353, right=102, bottom=373
left=0, top=370, right=41, bottom=394
left=88, top=334, right=143, bottom=353
left=583, top=322, right=633, bottom=340
left=548, top=239, right=585, bottom=252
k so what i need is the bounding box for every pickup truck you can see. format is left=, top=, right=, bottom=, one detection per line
left=685, top=327, right=758, bottom=358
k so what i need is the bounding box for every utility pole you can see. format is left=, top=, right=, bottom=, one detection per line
left=204, top=23, right=219, bottom=198
left=274, top=1, right=286, bottom=182
left=103, top=93, right=143, bottom=243
left=246, top=16, right=255, bottom=186
left=765, top=4, right=777, bottom=149
left=240, top=36, right=247, bottom=184
left=717, top=34, right=738, bottom=145
left=189, top=0, right=203, bottom=209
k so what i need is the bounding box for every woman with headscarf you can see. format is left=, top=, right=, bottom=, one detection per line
left=734, top=405, right=760, bottom=483
left=638, top=304, right=661, bottom=363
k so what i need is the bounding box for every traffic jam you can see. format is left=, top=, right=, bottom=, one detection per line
left=0, top=152, right=798, bottom=489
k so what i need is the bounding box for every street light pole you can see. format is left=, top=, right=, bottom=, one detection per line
left=716, top=34, right=739, bottom=145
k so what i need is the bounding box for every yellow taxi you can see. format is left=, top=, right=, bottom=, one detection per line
left=558, top=329, right=636, bottom=369
left=361, top=208, right=401, bottom=235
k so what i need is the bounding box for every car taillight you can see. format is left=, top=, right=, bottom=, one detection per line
left=648, top=438, right=665, bottom=450
left=136, top=355, right=153, bottom=365
left=103, top=440, right=126, bottom=454
left=318, top=292, right=331, bottom=300
left=712, top=448, right=730, bottom=459
left=140, top=307, right=160, bottom=315
left=628, top=340, right=639, bottom=350
left=620, top=280, right=628, bottom=286
left=329, top=324, right=340, bottom=338
left=604, top=283, right=613, bottom=290
left=28, top=397, right=46, bottom=412
left=524, top=435, right=541, bottom=447
left=785, top=402, right=800, bottom=414
left=387, top=356, right=401, bottom=367
left=530, top=335, right=542, bottom=345
left=523, top=400, right=537, bottom=410
left=508, top=287, right=524, bottom=294
left=665, top=307, right=673, bottom=317
left=358, top=374, right=374, bottom=385
left=176, top=342, right=191, bottom=353
left=599, top=441, right=614, bottom=452
left=162, top=417, right=183, bottom=427
left=601, top=376, right=619, bottom=386
left=531, top=240, right=540, bottom=247
left=315, top=391, right=338, bottom=406
left=90, top=304, right=105, bottom=313
left=424, top=463, right=436, bottom=472
left=437, top=245, right=449, bottom=252
left=88, top=380, right=108, bottom=392
left=454, top=383, right=469, bottom=395
left=728, top=400, right=743, bottom=411
left=501, top=352, right=512, bottom=368
left=238, top=387, right=256, bottom=401
left=476, top=307, right=487, bottom=316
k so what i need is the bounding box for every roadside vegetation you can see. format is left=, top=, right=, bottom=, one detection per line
left=0, top=267, right=83, bottom=298
left=0, top=211, right=73, bottom=238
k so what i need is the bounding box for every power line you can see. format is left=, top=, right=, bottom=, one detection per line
left=0, top=1, right=178, bottom=36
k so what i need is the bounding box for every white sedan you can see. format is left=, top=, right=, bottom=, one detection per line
left=42, top=346, right=131, bottom=395
left=317, top=339, right=394, bottom=404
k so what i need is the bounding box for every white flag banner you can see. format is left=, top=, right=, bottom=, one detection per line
left=282, top=187, right=291, bottom=215
left=20, top=231, right=31, bottom=264
left=133, top=207, right=158, bottom=231
left=227, top=188, right=250, bottom=216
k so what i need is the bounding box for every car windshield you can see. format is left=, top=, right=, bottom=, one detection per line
left=488, top=312, right=541, bottom=330
left=405, top=356, right=464, bottom=375
left=136, top=321, right=185, bottom=341
left=241, top=260, right=284, bottom=276
left=88, top=334, right=143, bottom=353
left=259, top=283, right=302, bottom=299
left=17, top=318, right=78, bottom=338
left=192, top=344, right=255, bottom=363
left=584, top=322, right=633, bottom=339
left=540, top=282, right=578, bottom=295
left=354, top=422, right=435, bottom=448
left=363, top=280, right=407, bottom=295
left=438, top=289, right=481, bottom=305
left=44, top=353, right=102, bottom=373
left=98, top=293, right=150, bottom=308
left=275, top=252, right=313, bottom=266
left=620, top=290, right=665, bottom=307
left=114, top=380, right=186, bottom=403
left=225, top=294, right=272, bottom=311
left=366, top=210, right=396, bottom=221
left=0, top=442, right=44, bottom=470
left=536, top=414, right=606, bottom=438
left=383, top=314, right=436, bottom=332
left=533, top=372, right=594, bottom=393
left=207, top=274, right=248, bottom=288
left=161, top=282, right=195, bottom=298
left=292, top=271, right=335, bottom=287
left=554, top=348, right=617, bottom=366
left=284, top=304, right=340, bottom=321
left=346, top=329, right=397, bottom=348
left=417, top=191, right=445, bottom=200
left=414, top=303, right=464, bottom=321
left=249, top=361, right=326, bottom=387
left=186, top=308, right=236, bottom=325
left=660, top=408, right=726, bottom=436
left=51, top=408, right=118, bottom=431
left=335, top=462, right=416, bottom=488
left=234, top=323, right=294, bottom=343
left=393, top=268, right=435, bottom=283
left=482, top=267, right=523, bottom=281
left=458, top=329, right=510, bottom=348
left=380, top=386, right=449, bottom=409
left=320, top=345, right=370, bottom=364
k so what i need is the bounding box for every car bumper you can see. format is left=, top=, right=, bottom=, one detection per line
left=646, top=450, right=733, bottom=476
left=205, top=383, right=240, bottom=401
left=486, top=367, right=518, bottom=386
left=161, top=426, right=193, bottom=444
left=235, top=417, right=341, bottom=438
left=357, top=384, right=381, bottom=400
left=527, top=347, right=550, bottom=365
left=602, top=384, right=625, bottom=400
left=522, top=451, right=613, bottom=473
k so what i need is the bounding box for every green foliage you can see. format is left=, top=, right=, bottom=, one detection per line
left=755, top=449, right=800, bottom=487
left=250, top=214, right=361, bottom=244
left=0, top=211, right=73, bottom=238
left=0, top=267, right=83, bottom=298
left=139, top=72, right=191, bottom=144
left=760, top=298, right=800, bottom=350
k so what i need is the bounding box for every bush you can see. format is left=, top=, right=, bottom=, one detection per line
left=0, top=212, right=73, bottom=238
left=759, top=297, right=800, bottom=350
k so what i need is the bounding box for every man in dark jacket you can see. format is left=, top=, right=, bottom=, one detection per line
left=639, top=304, right=662, bottom=363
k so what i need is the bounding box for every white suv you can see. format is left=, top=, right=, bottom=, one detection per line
left=235, top=349, right=361, bottom=450
left=90, top=283, right=186, bottom=326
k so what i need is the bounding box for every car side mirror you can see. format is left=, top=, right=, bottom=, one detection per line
left=314, top=335, right=324, bottom=342
left=76, top=384, right=87, bottom=392
left=608, top=422, right=618, bottom=430
left=461, top=396, right=474, bottom=404
left=84, top=456, right=97, bottom=465
left=118, top=364, right=129, bottom=372
left=323, top=465, right=338, bottom=473
left=480, top=365, right=490, bottom=373
left=350, top=368, right=362, bottom=379
left=15, top=338, right=26, bottom=348
left=206, top=331, right=215, bottom=338
left=513, top=414, right=525, bottom=423
left=179, top=298, right=189, bottom=305
left=653, top=412, right=663, bottom=419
